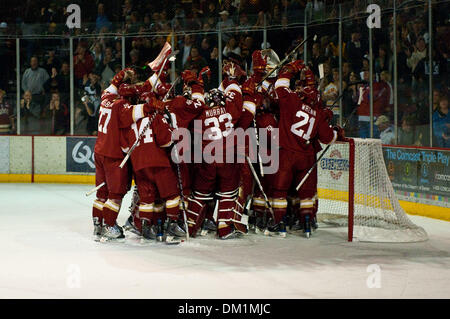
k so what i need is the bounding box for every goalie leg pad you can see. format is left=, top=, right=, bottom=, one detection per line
left=186, top=191, right=212, bottom=236
left=217, top=188, right=248, bottom=236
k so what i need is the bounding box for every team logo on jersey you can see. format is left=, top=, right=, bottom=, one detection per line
left=320, top=149, right=349, bottom=180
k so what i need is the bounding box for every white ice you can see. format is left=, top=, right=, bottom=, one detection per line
left=0, top=183, right=449, bottom=299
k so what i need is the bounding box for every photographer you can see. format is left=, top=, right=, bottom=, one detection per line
left=78, top=71, right=101, bottom=135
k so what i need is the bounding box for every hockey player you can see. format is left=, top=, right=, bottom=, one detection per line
left=270, top=59, right=345, bottom=238
left=92, top=70, right=161, bottom=242
left=92, top=67, right=134, bottom=241
left=122, top=88, right=185, bottom=242
left=186, top=61, right=246, bottom=239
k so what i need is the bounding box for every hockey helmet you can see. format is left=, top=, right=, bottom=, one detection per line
left=205, top=88, right=226, bottom=108
left=300, top=86, right=321, bottom=107
left=118, top=83, right=139, bottom=98
left=261, top=49, right=280, bottom=78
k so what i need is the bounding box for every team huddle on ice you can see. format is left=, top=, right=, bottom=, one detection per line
left=91, top=42, right=346, bottom=244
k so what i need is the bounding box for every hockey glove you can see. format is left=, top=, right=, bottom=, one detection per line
left=333, top=125, right=347, bottom=142
left=111, top=68, right=135, bottom=88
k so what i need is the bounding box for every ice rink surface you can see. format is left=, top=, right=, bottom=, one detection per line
left=1, top=183, right=449, bottom=299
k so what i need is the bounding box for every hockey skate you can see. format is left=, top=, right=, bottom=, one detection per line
left=219, top=225, right=242, bottom=240
left=167, top=219, right=187, bottom=238
left=155, top=219, right=180, bottom=245
left=141, top=220, right=156, bottom=241
left=100, top=223, right=125, bottom=242
left=123, top=215, right=141, bottom=236
left=93, top=217, right=102, bottom=242
left=255, top=213, right=268, bottom=235
left=200, top=218, right=217, bottom=236
left=266, top=220, right=287, bottom=238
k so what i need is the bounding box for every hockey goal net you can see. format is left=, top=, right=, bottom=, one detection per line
left=316, top=138, right=428, bottom=242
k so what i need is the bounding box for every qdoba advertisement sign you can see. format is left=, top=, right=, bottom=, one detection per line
left=66, top=137, right=96, bottom=173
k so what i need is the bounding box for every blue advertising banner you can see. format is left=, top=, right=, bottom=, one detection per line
left=383, top=147, right=450, bottom=198
left=66, top=137, right=96, bottom=173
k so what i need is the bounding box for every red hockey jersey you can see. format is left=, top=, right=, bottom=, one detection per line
left=94, top=97, right=147, bottom=159
left=197, top=80, right=243, bottom=152
left=165, top=83, right=205, bottom=129
left=125, top=114, right=173, bottom=171
left=274, top=71, right=337, bottom=155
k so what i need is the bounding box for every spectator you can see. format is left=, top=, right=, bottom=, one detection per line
left=43, top=49, right=61, bottom=76
left=122, top=0, right=134, bottom=20
left=375, top=115, right=395, bottom=145
left=375, top=45, right=389, bottom=79
left=356, top=71, right=389, bottom=138
left=199, top=37, right=213, bottom=62
left=95, top=3, right=112, bottom=33
left=223, top=36, right=241, bottom=57
left=44, top=92, right=69, bottom=135
left=184, top=47, right=208, bottom=74
left=406, top=36, right=427, bottom=88
left=310, top=42, right=327, bottom=77
left=74, top=43, right=95, bottom=88
left=22, top=56, right=50, bottom=97
left=346, top=32, right=368, bottom=73
left=78, top=71, right=101, bottom=135
left=180, top=34, right=196, bottom=69
left=398, top=114, right=417, bottom=146
left=128, top=49, right=141, bottom=67
left=99, top=47, right=117, bottom=88
left=20, top=90, right=41, bottom=134
left=91, top=42, right=104, bottom=69
left=322, top=68, right=340, bottom=121
left=238, top=13, right=251, bottom=29
left=217, top=10, right=234, bottom=43
left=342, top=62, right=352, bottom=84
left=0, top=88, right=14, bottom=134
left=433, top=95, right=450, bottom=148
left=380, top=70, right=394, bottom=116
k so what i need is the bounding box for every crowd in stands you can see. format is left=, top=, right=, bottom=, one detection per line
left=0, top=0, right=448, bottom=148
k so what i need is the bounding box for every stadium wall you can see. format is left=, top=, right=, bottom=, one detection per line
left=0, top=136, right=448, bottom=221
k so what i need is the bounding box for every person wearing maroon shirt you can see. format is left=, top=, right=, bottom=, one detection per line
left=91, top=68, right=159, bottom=241
left=74, top=43, right=95, bottom=88
left=186, top=62, right=245, bottom=239
left=271, top=60, right=345, bottom=238
left=0, top=89, right=14, bottom=134
left=124, top=102, right=180, bottom=241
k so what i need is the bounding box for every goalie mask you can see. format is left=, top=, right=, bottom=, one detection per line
left=261, top=49, right=281, bottom=78
left=205, top=89, right=226, bottom=108
left=182, top=84, right=192, bottom=100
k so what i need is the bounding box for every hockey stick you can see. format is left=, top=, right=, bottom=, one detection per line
left=153, top=50, right=179, bottom=93
left=256, top=34, right=317, bottom=88
left=163, top=103, right=189, bottom=241
left=246, top=156, right=274, bottom=220
left=295, top=95, right=362, bottom=192
left=251, top=35, right=317, bottom=177
left=119, top=77, right=180, bottom=169
left=85, top=182, right=105, bottom=197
